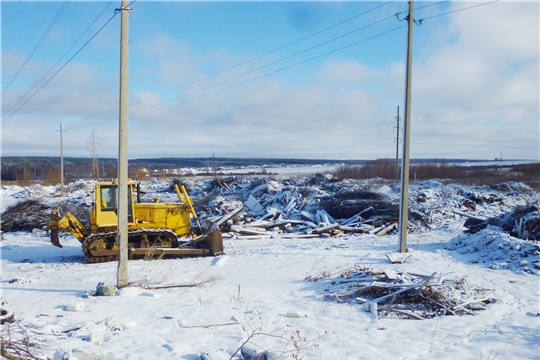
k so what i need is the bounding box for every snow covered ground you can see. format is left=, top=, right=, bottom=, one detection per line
left=1, top=177, right=539, bottom=360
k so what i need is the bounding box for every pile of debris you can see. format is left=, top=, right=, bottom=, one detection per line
left=310, top=266, right=495, bottom=320
left=1, top=180, right=94, bottom=232
left=197, top=175, right=404, bottom=239
left=1, top=174, right=538, bottom=244
left=462, top=204, right=540, bottom=241
left=1, top=199, right=90, bottom=232
left=196, top=175, right=539, bottom=241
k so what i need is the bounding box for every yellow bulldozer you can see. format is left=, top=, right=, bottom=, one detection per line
left=49, top=180, right=223, bottom=263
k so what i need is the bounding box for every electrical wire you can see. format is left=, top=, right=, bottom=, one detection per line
left=2, top=1, right=70, bottom=95
left=414, top=1, right=449, bottom=12
left=58, top=7, right=406, bottom=132
left=130, top=25, right=407, bottom=119
left=2, top=1, right=114, bottom=117
left=129, top=14, right=399, bottom=117
left=5, top=0, right=520, bottom=157
left=53, top=0, right=509, bottom=131
left=4, top=0, right=112, bottom=114
left=1, top=9, right=120, bottom=125
left=418, top=0, right=500, bottom=22
left=61, top=1, right=398, bottom=126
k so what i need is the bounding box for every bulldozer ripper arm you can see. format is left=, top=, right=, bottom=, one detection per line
left=49, top=210, right=63, bottom=248
left=49, top=210, right=90, bottom=247
left=174, top=184, right=198, bottom=220
left=175, top=184, right=205, bottom=235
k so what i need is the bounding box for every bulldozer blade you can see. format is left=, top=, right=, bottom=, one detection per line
left=207, top=229, right=224, bottom=255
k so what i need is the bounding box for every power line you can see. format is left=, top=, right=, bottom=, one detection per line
left=129, top=14, right=399, bottom=118
left=418, top=0, right=500, bottom=22
left=4, top=0, right=516, bottom=156
left=2, top=9, right=120, bottom=124
left=75, top=1, right=496, bottom=127
left=137, top=0, right=499, bottom=118
left=130, top=25, right=406, bottom=119
left=133, top=1, right=396, bottom=105
left=54, top=7, right=407, bottom=133
left=2, top=1, right=70, bottom=95
left=55, top=1, right=399, bottom=127
left=414, top=1, right=449, bottom=12
left=2, top=1, right=114, bottom=117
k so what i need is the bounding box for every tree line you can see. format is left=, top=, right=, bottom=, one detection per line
left=1, top=157, right=118, bottom=183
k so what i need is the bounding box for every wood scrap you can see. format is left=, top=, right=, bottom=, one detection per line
left=451, top=210, right=487, bottom=222
left=386, top=253, right=412, bottom=264
left=311, top=223, right=340, bottom=234
left=370, top=272, right=436, bottom=304
left=387, top=308, right=425, bottom=320
left=376, top=223, right=397, bottom=236
left=214, top=206, right=244, bottom=228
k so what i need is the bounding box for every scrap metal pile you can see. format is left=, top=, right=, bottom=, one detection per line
left=306, top=265, right=495, bottom=320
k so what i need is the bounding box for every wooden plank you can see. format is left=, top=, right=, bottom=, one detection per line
left=300, top=211, right=316, bottom=223
left=311, top=223, right=340, bottom=234
left=319, top=209, right=335, bottom=223
left=302, top=221, right=318, bottom=229
left=283, top=198, right=296, bottom=213
left=452, top=292, right=493, bottom=310
left=278, top=233, right=322, bottom=239
left=315, top=211, right=323, bottom=225
left=386, top=253, right=412, bottom=264
left=341, top=214, right=359, bottom=226
left=383, top=269, right=399, bottom=280
left=337, top=225, right=367, bottom=233
left=230, top=226, right=267, bottom=235
left=244, top=220, right=271, bottom=228
left=376, top=223, right=397, bottom=237
left=451, top=210, right=486, bottom=222
left=371, top=272, right=436, bottom=304
left=387, top=308, right=425, bottom=320
left=214, top=206, right=244, bottom=228
left=233, top=235, right=272, bottom=240
left=368, top=225, right=385, bottom=235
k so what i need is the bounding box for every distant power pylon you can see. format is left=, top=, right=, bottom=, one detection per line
left=87, top=128, right=101, bottom=180
left=57, top=123, right=66, bottom=196
left=394, top=106, right=401, bottom=180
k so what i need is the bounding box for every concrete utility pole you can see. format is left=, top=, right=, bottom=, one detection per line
left=117, top=0, right=131, bottom=288
left=395, top=106, right=400, bottom=180
left=58, top=123, right=65, bottom=197
left=398, top=0, right=414, bottom=253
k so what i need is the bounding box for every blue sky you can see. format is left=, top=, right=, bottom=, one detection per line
left=1, top=1, right=538, bottom=161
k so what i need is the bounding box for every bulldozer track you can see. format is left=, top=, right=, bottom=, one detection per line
left=82, top=228, right=179, bottom=263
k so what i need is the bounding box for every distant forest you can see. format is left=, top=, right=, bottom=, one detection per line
left=0, top=156, right=498, bottom=183
left=0, top=156, right=365, bottom=182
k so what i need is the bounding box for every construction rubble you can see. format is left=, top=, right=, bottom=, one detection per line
left=182, top=175, right=539, bottom=243
left=1, top=174, right=538, bottom=247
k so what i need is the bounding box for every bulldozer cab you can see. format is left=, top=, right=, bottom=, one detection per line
left=93, top=182, right=134, bottom=230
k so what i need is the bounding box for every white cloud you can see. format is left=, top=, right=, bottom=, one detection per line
left=2, top=2, right=538, bottom=161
